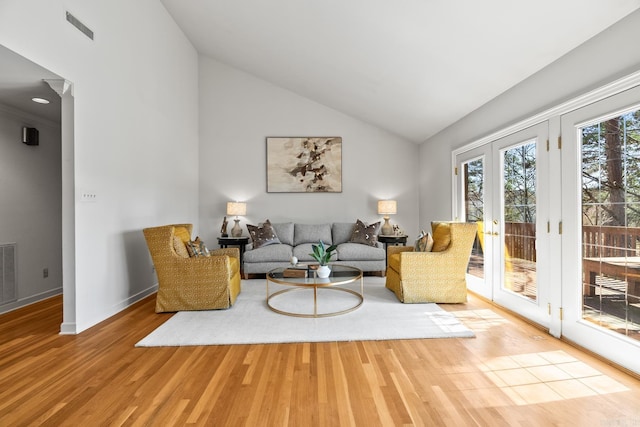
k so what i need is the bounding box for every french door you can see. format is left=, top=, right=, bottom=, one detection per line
left=455, top=82, right=640, bottom=374
left=456, top=123, right=551, bottom=326
left=560, top=85, right=640, bottom=370
left=456, top=145, right=491, bottom=298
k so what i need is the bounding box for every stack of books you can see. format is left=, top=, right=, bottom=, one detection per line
left=283, top=268, right=307, bottom=278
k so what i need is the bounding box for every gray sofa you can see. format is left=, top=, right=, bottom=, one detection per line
left=243, top=222, right=386, bottom=277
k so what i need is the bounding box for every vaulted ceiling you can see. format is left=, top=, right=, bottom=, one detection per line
left=161, top=0, right=640, bottom=143
left=1, top=1, right=640, bottom=138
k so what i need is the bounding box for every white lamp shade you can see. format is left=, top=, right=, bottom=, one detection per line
left=226, top=202, right=247, bottom=216
left=377, top=200, right=397, bottom=215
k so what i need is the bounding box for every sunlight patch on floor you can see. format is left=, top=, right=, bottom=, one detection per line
left=479, top=350, right=629, bottom=405
left=451, top=309, right=510, bottom=332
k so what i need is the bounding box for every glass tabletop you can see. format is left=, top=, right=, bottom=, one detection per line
left=267, top=264, right=362, bottom=286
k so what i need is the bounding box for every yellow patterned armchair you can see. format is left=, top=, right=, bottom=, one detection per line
left=143, top=224, right=241, bottom=312
left=385, top=222, right=478, bottom=303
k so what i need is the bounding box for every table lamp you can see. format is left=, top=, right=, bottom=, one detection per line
left=377, top=200, right=397, bottom=236
left=227, top=202, right=247, bottom=237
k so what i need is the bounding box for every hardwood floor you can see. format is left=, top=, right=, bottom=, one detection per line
left=2, top=288, right=640, bottom=426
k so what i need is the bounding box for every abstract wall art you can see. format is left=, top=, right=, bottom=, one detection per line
left=266, top=137, right=342, bottom=193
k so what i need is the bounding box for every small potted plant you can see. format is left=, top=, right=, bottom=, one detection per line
left=310, top=240, right=337, bottom=278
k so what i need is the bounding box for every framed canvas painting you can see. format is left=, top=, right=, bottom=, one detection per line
left=266, top=137, right=342, bottom=193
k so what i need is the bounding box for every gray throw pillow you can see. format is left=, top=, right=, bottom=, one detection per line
left=247, top=219, right=281, bottom=249
left=414, top=230, right=434, bottom=252
left=349, top=219, right=380, bottom=247
left=185, top=237, right=210, bottom=257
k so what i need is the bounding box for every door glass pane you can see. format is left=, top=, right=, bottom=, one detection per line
left=502, top=141, right=537, bottom=300
left=463, top=158, right=484, bottom=279
left=581, top=110, right=640, bottom=341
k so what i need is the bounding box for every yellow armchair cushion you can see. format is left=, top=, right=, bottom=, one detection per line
left=174, top=226, right=191, bottom=243
left=229, top=256, right=240, bottom=274
left=431, top=222, right=451, bottom=252
left=389, top=253, right=402, bottom=272
left=173, top=236, right=190, bottom=258
left=387, top=245, right=414, bottom=273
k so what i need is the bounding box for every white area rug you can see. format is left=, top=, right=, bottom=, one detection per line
left=135, top=277, right=474, bottom=347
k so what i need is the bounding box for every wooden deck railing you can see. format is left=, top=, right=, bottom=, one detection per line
left=504, top=222, right=536, bottom=262
left=483, top=223, right=640, bottom=262
left=495, top=223, right=640, bottom=299
left=582, top=225, right=640, bottom=258
left=582, top=225, right=640, bottom=300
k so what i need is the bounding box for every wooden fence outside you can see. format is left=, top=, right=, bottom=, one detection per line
left=504, top=222, right=536, bottom=262
left=582, top=225, right=640, bottom=258
left=481, top=223, right=640, bottom=261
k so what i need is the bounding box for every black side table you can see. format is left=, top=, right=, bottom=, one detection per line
left=378, top=235, right=409, bottom=268
left=217, top=236, right=250, bottom=265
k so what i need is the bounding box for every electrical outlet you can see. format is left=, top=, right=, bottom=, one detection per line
left=80, top=192, right=98, bottom=202
left=43, top=268, right=49, bottom=278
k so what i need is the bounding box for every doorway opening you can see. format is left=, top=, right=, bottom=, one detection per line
left=0, top=44, right=75, bottom=333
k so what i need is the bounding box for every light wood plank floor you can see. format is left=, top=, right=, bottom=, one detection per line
left=2, top=285, right=640, bottom=426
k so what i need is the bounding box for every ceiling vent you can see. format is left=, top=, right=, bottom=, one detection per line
left=66, top=11, right=94, bottom=40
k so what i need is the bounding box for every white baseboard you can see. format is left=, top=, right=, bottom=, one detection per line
left=114, top=284, right=158, bottom=313
left=59, top=322, right=77, bottom=335
left=0, top=284, right=159, bottom=335
left=0, top=288, right=62, bottom=315
left=70, top=284, right=159, bottom=334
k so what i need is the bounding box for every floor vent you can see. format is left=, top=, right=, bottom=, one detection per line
left=0, top=243, right=17, bottom=305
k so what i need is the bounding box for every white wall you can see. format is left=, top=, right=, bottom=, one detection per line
left=198, top=57, right=420, bottom=243
left=0, top=106, right=62, bottom=309
left=0, top=0, right=199, bottom=332
left=419, top=9, right=640, bottom=225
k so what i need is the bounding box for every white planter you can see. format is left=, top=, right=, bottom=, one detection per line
left=317, top=265, right=331, bottom=278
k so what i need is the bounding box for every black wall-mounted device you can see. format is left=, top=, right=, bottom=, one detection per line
left=22, top=127, right=39, bottom=146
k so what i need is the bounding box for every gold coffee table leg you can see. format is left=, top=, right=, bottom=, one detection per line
left=266, top=287, right=363, bottom=318
left=266, top=266, right=364, bottom=318
left=314, top=286, right=318, bottom=317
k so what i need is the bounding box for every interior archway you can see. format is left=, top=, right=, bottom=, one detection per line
left=0, top=44, right=76, bottom=333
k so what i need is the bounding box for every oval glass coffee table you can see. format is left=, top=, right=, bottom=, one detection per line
left=266, top=265, right=363, bottom=318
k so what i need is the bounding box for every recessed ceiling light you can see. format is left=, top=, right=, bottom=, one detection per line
left=31, top=97, right=50, bottom=104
